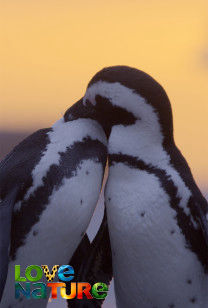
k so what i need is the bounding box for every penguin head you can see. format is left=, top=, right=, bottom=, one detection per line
left=83, top=66, right=174, bottom=147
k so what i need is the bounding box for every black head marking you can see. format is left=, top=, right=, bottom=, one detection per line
left=93, top=94, right=137, bottom=138
left=64, top=96, right=136, bottom=138
left=88, top=65, right=174, bottom=144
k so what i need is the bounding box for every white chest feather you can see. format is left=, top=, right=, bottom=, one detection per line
left=105, top=163, right=208, bottom=308
left=1, top=160, right=103, bottom=308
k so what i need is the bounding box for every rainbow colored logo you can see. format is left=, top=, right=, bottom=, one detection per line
left=15, top=265, right=108, bottom=300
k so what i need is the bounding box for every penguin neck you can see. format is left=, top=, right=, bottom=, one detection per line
left=108, top=121, right=174, bottom=169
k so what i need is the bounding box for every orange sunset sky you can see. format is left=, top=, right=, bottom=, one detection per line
left=0, top=0, right=207, bottom=192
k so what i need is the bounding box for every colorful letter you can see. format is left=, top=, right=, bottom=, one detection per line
left=41, top=265, right=59, bottom=282
left=32, top=282, right=47, bottom=299
left=15, top=282, right=30, bottom=299
left=58, top=265, right=74, bottom=282
left=60, top=282, right=76, bottom=299
left=47, top=282, right=65, bottom=299
left=77, top=283, right=93, bottom=299
left=91, top=282, right=108, bottom=299
left=25, top=265, right=43, bottom=282
left=15, top=265, right=27, bottom=282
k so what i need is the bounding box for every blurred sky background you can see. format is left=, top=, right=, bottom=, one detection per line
left=0, top=0, right=207, bottom=307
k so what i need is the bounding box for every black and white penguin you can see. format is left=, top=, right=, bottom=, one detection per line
left=83, top=66, right=208, bottom=308
left=0, top=98, right=108, bottom=307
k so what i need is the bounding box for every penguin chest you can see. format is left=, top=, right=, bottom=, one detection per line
left=1, top=160, right=103, bottom=308
left=13, top=159, right=103, bottom=265
left=105, top=163, right=208, bottom=308
left=106, top=163, right=176, bottom=242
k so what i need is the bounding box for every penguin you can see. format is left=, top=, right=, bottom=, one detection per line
left=83, top=66, right=208, bottom=308
left=0, top=98, right=107, bottom=307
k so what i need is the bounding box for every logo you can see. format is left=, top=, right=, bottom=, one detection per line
left=15, top=265, right=108, bottom=300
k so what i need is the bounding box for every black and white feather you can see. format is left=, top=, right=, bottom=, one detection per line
left=83, top=66, right=208, bottom=308
left=0, top=98, right=107, bottom=307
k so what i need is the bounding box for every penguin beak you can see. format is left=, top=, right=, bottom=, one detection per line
left=64, top=98, right=96, bottom=122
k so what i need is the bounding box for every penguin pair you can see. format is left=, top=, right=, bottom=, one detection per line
left=1, top=66, right=208, bottom=308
